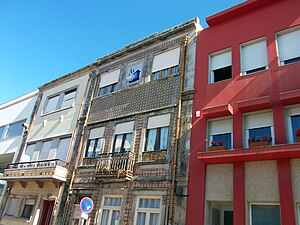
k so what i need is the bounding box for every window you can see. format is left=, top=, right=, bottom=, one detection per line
left=285, top=106, right=300, bottom=143
left=21, top=199, right=34, bottom=219
left=209, top=50, right=232, bottom=83
left=208, top=118, right=232, bottom=150
left=241, top=38, right=268, bottom=75
left=5, top=197, right=21, bottom=217
left=152, top=48, right=180, bottom=80
left=0, top=126, right=5, bottom=139
left=97, top=69, right=120, bottom=96
left=244, top=111, right=274, bottom=148
left=146, top=114, right=170, bottom=151
left=277, top=26, right=300, bottom=65
left=251, top=204, right=281, bottom=225
left=86, top=127, right=105, bottom=157
left=113, top=121, right=134, bottom=153
left=4, top=120, right=26, bottom=139
left=44, top=88, right=77, bottom=114
left=135, top=197, right=161, bottom=225
left=99, top=196, right=122, bottom=225
left=21, top=137, right=71, bottom=162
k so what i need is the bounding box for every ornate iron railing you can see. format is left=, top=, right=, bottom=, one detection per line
left=7, top=159, right=67, bottom=169
left=95, top=152, right=135, bottom=178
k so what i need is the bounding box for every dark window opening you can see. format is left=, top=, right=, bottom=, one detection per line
left=246, top=66, right=266, bottom=74
left=213, top=66, right=232, bottom=82
left=284, top=56, right=300, bottom=65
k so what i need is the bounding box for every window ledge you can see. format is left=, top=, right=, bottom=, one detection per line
left=279, top=89, right=300, bottom=106
left=41, top=105, right=73, bottom=117
left=237, top=96, right=271, bottom=112
left=198, top=142, right=300, bottom=164
left=201, top=103, right=233, bottom=119
left=2, top=215, right=30, bottom=223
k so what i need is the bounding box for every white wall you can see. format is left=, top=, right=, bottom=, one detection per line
left=28, top=74, right=89, bottom=142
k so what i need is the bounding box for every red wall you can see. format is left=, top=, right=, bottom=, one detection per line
left=187, top=0, right=300, bottom=224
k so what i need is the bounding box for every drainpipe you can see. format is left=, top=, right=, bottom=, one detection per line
left=169, top=35, right=189, bottom=225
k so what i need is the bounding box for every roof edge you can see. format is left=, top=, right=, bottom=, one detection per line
left=0, top=90, right=39, bottom=110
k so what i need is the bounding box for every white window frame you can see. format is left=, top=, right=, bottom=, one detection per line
left=209, top=48, right=232, bottom=83
left=2, top=119, right=26, bottom=139
left=98, top=195, right=123, bottom=225
left=43, top=87, right=77, bottom=115
left=276, top=25, right=300, bottom=66
left=240, top=37, right=268, bottom=75
left=85, top=127, right=105, bottom=158
left=243, top=110, right=274, bottom=148
left=285, top=105, right=300, bottom=143
left=207, top=117, right=233, bottom=150
left=20, top=198, right=35, bottom=220
left=134, top=196, right=162, bottom=225
left=249, top=202, right=281, bottom=225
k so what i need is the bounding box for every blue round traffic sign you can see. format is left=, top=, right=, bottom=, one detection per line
left=80, top=197, right=94, bottom=214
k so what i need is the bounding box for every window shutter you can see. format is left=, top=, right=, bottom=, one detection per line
left=89, top=127, right=105, bottom=139
left=99, top=70, right=120, bottom=87
left=152, top=48, right=180, bottom=72
left=241, top=40, right=268, bottom=73
left=5, top=198, right=21, bottom=216
left=210, top=51, right=232, bottom=71
left=147, top=114, right=170, bottom=129
left=115, top=122, right=134, bottom=134
left=209, top=118, right=232, bottom=135
left=244, top=112, right=273, bottom=129
left=277, top=28, right=300, bottom=62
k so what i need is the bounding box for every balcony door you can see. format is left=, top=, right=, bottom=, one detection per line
left=39, top=200, right=54, bottom=225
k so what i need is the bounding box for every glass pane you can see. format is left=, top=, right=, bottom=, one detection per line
left=100, top=209, right=109, bottom=225
left=160, top=127, right=168, bottom=150
left=162, top=69, right=169, bottom=78
left=249, top=126, right=272, bottom=143
left=44, top=95, right=59, bottom=113
left=112, top=83, right=118, bottom=93
left=251, top=205, right=281, bottom=225
left=139, top=198, right=160, bottom=209
left=39, top=141, right=52, bottom=160
left=111, top=210, right=120, bottom=225
left=137, top=212, right=146, bottom=225
left=104, top=197, right=122, bottom=206
left=146, top=129, right=157, bottom=151
left=99, top=87, right=105, bottom=96
left=170, top=66, right=178, bottom=75
left=0, top=126, right=5, bottom=139
left=61, top=89, right=76, bottom=108
left=291, top=115, right=300, bottom=142
left=123, top=134, right=132, bottom=152
left=153, top=71, right=160, bottom=80
left=95, top=138, right=103, bottom=156
left=114, top=135, right=123, bottom=153
left=106, top=85, right=112, bottom=94
left=86, top=140, right=95, bottom=157
left=149, top=213, right=159, bottom=225
left=212, top=133, right=231, bottom=149
left=5, top=120, right=26, bottom=139
left=56, top=137, right=71, bottom=160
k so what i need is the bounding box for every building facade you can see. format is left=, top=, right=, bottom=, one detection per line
left=187, top=0, right=300, bottom=225
left=0, top=91, right=38, bottom=210
left=1, top=65, right=95, bottom=225
left=66, top=18, right=200, bottom=225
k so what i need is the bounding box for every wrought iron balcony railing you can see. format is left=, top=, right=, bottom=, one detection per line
left=95, top=151, right=135, bottom=179
left=7, top=159, right=67, bottom=169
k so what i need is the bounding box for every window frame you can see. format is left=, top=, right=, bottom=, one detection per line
left=85, top=137, right=104, bottom=157
left=20, top=199, right=35, bottom=219
left=243, top=111, right=274, bottom=148
left=276, top=25, right=300, bottom=66
left=2, top=119, right=26, bottom=140
left=98, top=195, right=123, bottom=225
left=113, top=133, right=132, bottom=153
left=98, top=83, right=118, bottom=97
left=249, top=203, right=281, bottom=225
left=209, top=48, right=232, bottom=84
left=43, top=87, right=77, bottom=115
left=240, top=37, right=268, bottom=75
left=134, top=196, right=162, bottom=225
left=151, top=65, right=179, bottom=81
left=285, top=105, right=300, bottom=143
left=145, top=127, right=169, bottom=151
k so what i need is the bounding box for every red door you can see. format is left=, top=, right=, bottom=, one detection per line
left=39, top=200, right=55, bottom=225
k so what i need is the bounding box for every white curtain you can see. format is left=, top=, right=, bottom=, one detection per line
left=149, top=213, right=159, bottom=225
left=137, top=212, right=146, bottom=225
left=146, top=129, right=156, bottom=151
left=100, top=209, right=109, bottom=225
left=160, top=128, right=168, bottom=150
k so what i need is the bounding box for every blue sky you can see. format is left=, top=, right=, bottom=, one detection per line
left=0, top=0, right=244, bottom=104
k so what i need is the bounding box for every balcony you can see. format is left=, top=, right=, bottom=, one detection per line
left=3, top=159, right=68, bottom=184
left=94, top=152, right=135, bottom=181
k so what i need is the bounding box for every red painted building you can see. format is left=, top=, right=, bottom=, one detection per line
left=187, top=0, right=300, bottom=225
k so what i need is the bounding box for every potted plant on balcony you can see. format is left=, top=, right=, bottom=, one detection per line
left=295, top=129, right=300, bottom=142
left=208, top=140, right=227, bottom=152
left=248, top=135, right=272, bottom=147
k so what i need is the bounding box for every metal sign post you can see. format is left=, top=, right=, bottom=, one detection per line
left=80, top=197, right=94, bottom=225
